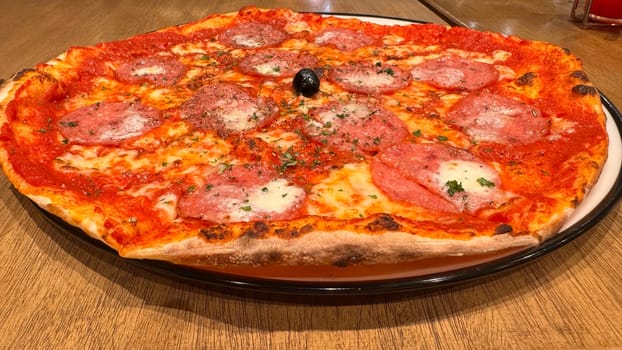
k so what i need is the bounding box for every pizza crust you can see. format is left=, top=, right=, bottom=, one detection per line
left=122, top=229, right=540, bottom=267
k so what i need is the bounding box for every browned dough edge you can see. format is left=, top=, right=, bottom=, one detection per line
left=120, top=230, right=540, bottom=266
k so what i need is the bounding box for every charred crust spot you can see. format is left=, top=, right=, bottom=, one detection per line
left=242, top=221, right=269, bottom=238
left=247, top=138, right=257, bottom=150
left=570, top=70, right=590, bottom=82
left=274, top=228, right=288, bottom=237
left=515, top=72, right=537, bottom=86
left=200, top=226, right=228, bottom=241
left=367, top=214, right=401, bottom=232
left=562, top=48, right=571, bottom=55
left=300, top=224, right=314, bottom=234
left=571, top=196, right=579, bottom=208
left=494, top=224, right=513, bottom=235
left=572, top=84, right=597, bottom=96
left=274, top=224, right=314, bottom=238
left=332, top=246, right=365, bottom=267
left=12, top=68, right=35, bottom=81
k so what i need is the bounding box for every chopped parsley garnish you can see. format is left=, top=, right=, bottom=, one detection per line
left=217, top=163, right=233, bottom=174
left=240, top=205, right=252, bottom=212
left=60, top=121, right=79, bottom=127
left=279, top=148, right=298, bottom=172
left=437, top=135, right=449, bottom=141
left=477, top=177, right=495, bottom=188
left=412, top=129, right=422, bottom=137
left=381, top=67, right=394, bottom=76
left=445, top=180, right=465, bottom=197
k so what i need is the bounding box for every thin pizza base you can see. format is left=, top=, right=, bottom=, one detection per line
left=0, top=8, right=608, bottom=268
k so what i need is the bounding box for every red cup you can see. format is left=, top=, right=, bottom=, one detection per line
left=590, top=0, right=622, bottom=18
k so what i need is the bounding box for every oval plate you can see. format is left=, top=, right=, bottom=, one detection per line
left=36, top=15, right=622, bottom=295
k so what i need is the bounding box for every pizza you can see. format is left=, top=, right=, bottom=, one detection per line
left=0, top=7, right=608, bottom=268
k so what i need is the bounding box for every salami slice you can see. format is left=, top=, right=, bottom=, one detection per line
left=116, top=56, right=186, bottom=87
left=328, top=62, right=412, bottom=94
left=179, top=83, right=278, bottom=135
left=304, top=100, right=409, bottom=153
left=445, top=92, right=550, bottom=144
left=314, top=28, right=376, bottom=51
left=372, top=143, right=510, bottom=213
left=58, top=102, right=162, bottom=145
left=218, top=22, right=288, bottom=48
left=411, top=56, right=500, bottom=91
left=240, top=49, right=318, bottom=77
left=177, top=164, right=305, bottom=223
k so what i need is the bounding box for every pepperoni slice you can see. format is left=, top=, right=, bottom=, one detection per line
left=179, top=83, right=278, bottom=135
left=445, top=92, right=550, bottom=144
left=58, top=102, right=162, bottom=145
left=116, top=56, right=186, bottom=87
left=218, top=22, right=287, bottom=48
left=177, top=164, right=306, bottom=223
left=304, top=100, right=409, bottom=153
left=314, top=28, right=375, bottom=51
left=240, top=49, right=318, bottom=77
left=411, top=56, right=500, bottom=91
left=372, top=143, right=510, bottom=213
left=328, top=62, right=412, bottom=94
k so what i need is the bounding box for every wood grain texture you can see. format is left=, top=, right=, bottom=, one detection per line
left=1, top=1, right=621, bottom=349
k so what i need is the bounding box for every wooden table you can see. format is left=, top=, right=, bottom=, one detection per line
left=1, top=1, right=620, bottom=348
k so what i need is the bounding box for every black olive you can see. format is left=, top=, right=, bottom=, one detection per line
left=293, top=68, right=320, bottom=97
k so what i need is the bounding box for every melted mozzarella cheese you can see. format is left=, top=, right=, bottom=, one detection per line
left=132, top=65, right=166, bottom=76
left=221, top=106, right=259, bottom=131
left=225, top=179, right=305, bottom=221
left=253, top=62, right=283, bottom=76
left=308, top=162, right=432, bottom=220
left=319, top=102, right=370, bottom=123
left=171, top=43, right=206, bottom=56
left=341, top=71, right=395, bottom=88
left=315, top=31, right=339, bottom=45
left=155, top=193, right=179, bottom=220
left=492, top=50, right=512, bottom=62
left=56, top=148, right=146, bottom=171
left=232, top=35, right=262, bottom=48
left=495, top=65, right=516, bottom=80
left=383, top=34, right=405, bottom=45
left=56, top=131, right=231, bottom=176
left=255, top=130, right=301, bottom=150
left=435, top=160, right=498, bottom=195
left=100, top=114, right=152, bottom=140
